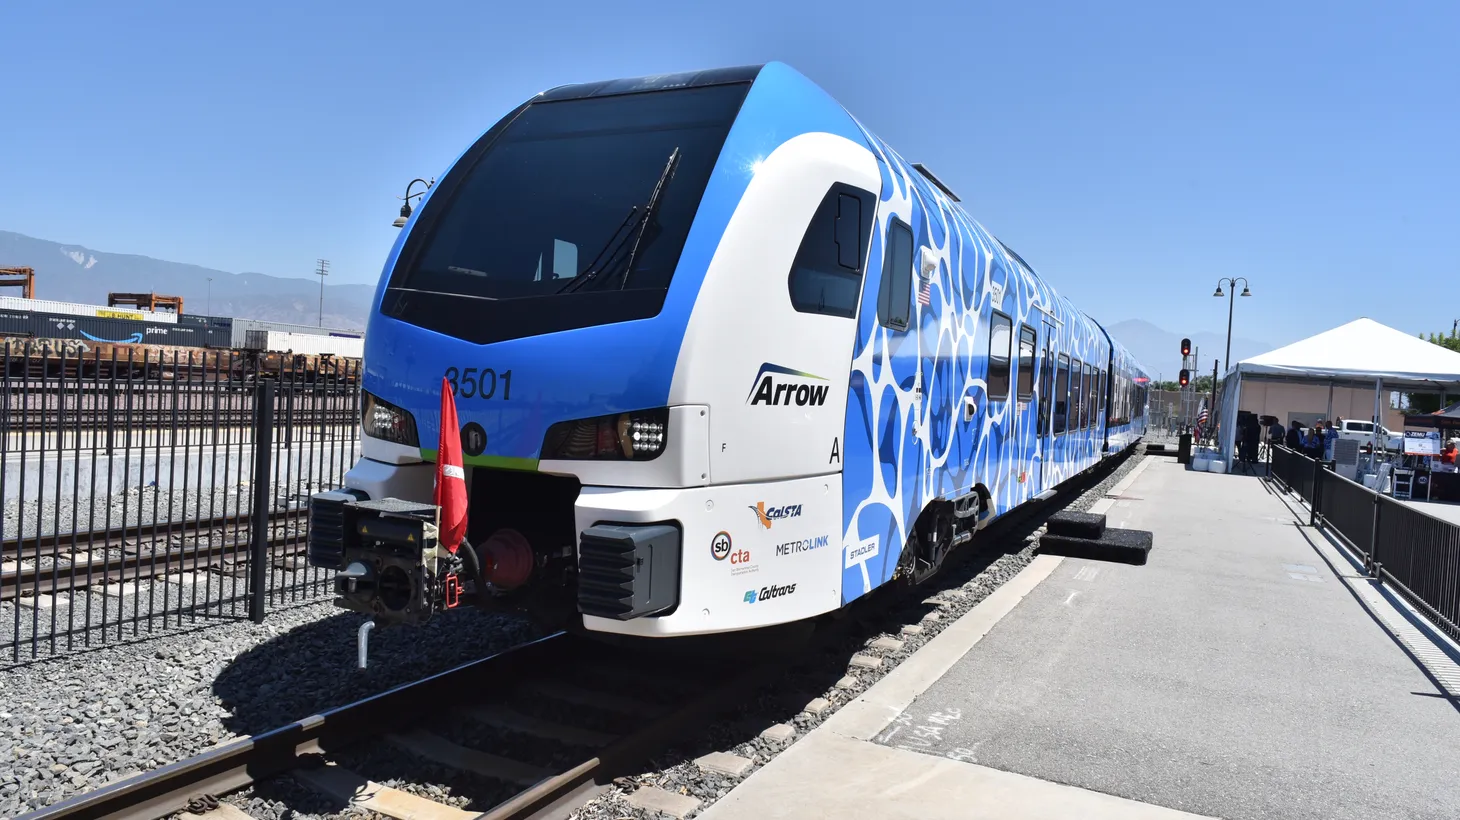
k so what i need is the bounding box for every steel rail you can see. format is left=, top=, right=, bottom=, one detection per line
left=1, top=509, right=308, bottom=601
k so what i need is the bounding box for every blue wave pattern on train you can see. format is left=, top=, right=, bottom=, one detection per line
left=837, top=121, right=1145, bottom=603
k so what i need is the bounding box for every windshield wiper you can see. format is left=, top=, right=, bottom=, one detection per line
left=556, top=205, right=640, bottom=295
left=618, top=147, right=680, bottom=291
left=556, top=147, right=681, bottom=295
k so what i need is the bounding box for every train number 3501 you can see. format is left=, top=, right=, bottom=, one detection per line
left=444, top=367, right=513, bottom=400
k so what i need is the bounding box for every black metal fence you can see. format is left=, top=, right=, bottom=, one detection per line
left=1268, top=445, right=1460, bottom=642
left=0, top=342, right=362, bottom=663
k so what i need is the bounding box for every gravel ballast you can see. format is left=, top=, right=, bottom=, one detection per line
left=0, top=598, right=540, bottom=817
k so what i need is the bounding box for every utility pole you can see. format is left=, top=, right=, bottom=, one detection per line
left=316, top=259, right=330, bottom=328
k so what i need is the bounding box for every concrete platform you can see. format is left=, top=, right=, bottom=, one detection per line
left=699, top=456, right=1460, bottom=820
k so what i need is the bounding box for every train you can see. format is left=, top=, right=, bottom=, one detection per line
left=307, top=63, right=1150, bottom=648
left=0, top=295, right=364, bottom=356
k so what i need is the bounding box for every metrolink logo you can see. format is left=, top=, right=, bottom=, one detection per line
left=749, top=502, right=802, bottom=529
left=747, top=363, right=829, bottom=407
left=775, top=535, right=831, bottom=556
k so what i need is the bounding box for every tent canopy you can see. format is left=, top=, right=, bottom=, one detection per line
left=1405, top=401, right=1460, bottom=430
left=1231, top=318, right=1460, bottom=389
left=1218, top=318, right=1460, bottom=464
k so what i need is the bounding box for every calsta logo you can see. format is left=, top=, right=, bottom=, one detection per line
left=749, top=502, right=802, bottom=530
left=747, top=364, right=829, bottom=407
left=744, top=583, right=797, bottom=604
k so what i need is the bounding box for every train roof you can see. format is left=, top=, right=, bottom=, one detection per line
left=538, top=65, right=765, bottom=103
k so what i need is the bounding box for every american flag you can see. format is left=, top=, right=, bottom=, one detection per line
left=917, top=274, right=932, bottom=306
left=1197, top=400, right=1209, bottom=424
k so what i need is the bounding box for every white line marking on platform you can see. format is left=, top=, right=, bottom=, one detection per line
left=1063, top=591, right=1080, bottom=606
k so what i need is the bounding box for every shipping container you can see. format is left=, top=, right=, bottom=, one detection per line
left=0, top=308, right=230, bottom=348
left=228, top=317, right=364, bottom=349
left=0, top=296, right=178, bottom=323
left=242, top=329, right=363, bottom=358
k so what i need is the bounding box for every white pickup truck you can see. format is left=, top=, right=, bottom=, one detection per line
left=1336, top=419, right=1404, bottom=451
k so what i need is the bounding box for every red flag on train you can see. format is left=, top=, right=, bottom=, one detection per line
left=434, top=376, right=468, bottom=553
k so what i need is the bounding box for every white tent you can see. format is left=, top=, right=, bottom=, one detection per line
left=1218, top=318, right=1460, bottom=463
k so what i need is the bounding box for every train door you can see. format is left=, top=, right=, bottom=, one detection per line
left=1037, top=318, right=1056, bottom=493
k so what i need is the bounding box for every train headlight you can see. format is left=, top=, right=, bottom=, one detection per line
left=541, top=408, right=669, bottom=461
left=361, top=391, right=421, bottom=447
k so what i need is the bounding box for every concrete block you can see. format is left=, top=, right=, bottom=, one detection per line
left=850, top=654, right=883, bottom=670
left=760, top=723, right=796, bottom=743
left=160, top=572, right=203, bottom=587
left=901, top=624, right=924, bottom=635
left=16, top=594, right=67, bottom=610
left=835, top=676, right=859, bottom=690
left=625, top=786, right=701, bottom=818
left=695, top=751, right=753, bottom=777
left=871, top=636, right=905, bottom=652
left=922, top=611, right=942, bottom=622
left=802, top=697, right=832, bottom=717
left=1046, top=510, right=1107, bottom=539
left=1038, top=528, right=1153, bottom=566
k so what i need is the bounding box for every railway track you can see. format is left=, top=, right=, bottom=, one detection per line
left=18, top=632, right=782, bottom=820
left=1, top=509, right=309, bottom=602
left=15, top=444, right=1152, bottom=820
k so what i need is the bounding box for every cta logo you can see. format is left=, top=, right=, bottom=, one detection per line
left=744, top=583, right=797, bottom=604
left=750, top=502, right=802, bottom=530
left=776, top=535, right=831, bottom=556
left=747, top=364, right=829, bottom=407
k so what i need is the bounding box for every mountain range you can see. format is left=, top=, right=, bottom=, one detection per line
left=0, top=230, right=373, bottom=330
left=1105, top=318, right=1271, bottom=382
left=1, top=231, right=1271, bottom=369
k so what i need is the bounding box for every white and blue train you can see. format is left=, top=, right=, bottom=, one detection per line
left=307, top=63, right=1150, bottom=641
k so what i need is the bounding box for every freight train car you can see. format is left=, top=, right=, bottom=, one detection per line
left=0, top=306, right=232, bottom=348
left=229, top=318, right=364, bottom=349
left=294, top=63, right=1149, bottom=644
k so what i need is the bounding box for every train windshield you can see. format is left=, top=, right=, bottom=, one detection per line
left=382, top=82, right=750, bottom=345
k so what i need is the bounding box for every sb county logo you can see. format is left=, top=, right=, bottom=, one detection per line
left=711, top=531, right=732, bottom=561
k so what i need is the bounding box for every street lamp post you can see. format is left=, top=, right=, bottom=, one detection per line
left=393, top=178, right=435, bottom=228
left=1212, top=277, right=1251, bottom=375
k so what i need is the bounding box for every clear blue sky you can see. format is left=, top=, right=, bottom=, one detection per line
left=2, top=0, right=1456, bottom=350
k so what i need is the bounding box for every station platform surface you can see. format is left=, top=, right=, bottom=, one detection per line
left=698, top=455, right=1460, bottom=820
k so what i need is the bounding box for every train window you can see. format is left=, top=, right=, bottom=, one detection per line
left=380, top=81, right=751, bottom=345
left=877, top=219, right=914, bottom=331
left=1069, top=358, right=1083, bottom=431
left=788, top=186, right=878, bottom=319
left=1054, top=355, right=1070, bottom=434
left=1078, top=361, right=1089, bottom=429
left=1016, top=325, right=1036, bottom=401
left=1038, top=338, right=1052, bottom=433
left=987, top=312, right=1013, bottom=400
left=1085, top=364, right=1096, bottom=426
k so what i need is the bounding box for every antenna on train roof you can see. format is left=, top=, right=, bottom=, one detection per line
left=911, top=163, right=960, bottom=202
